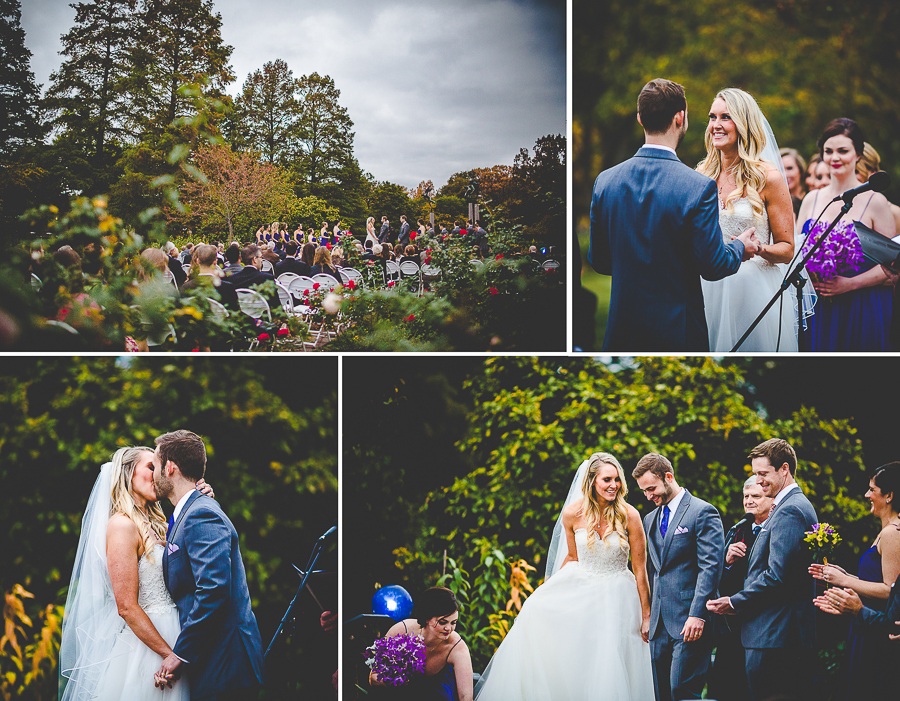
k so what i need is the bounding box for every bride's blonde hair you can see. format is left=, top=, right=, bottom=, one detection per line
left=109, top=447, right=166, bottom=559
left=580, top=452, right=629, bottom=550
left=696, top=88, right=771, bottom=225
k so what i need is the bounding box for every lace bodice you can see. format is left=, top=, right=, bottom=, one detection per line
left=720, top=198, right=776, bottom=268
left=138, top=544, right=177, bottom=615
left=574, top=529, right=630, bottom=576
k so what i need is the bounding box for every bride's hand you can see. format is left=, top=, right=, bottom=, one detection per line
left=195, top=478, right=215, bottom=499
left=641, top=614, right=650, bottom=643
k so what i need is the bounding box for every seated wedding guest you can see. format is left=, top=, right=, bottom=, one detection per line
left=181, top=244, right=239, bottom=312
left=260, top=245, right=281, bottom=270
left=274, top=241, right=311, bottom=277
left=164, top=242, right=187, bottom=286
left=223, top=244, right=242, bottom=275
left=809, top=462, right=900, bottom=700
left=228, top=244, right=279, bottom=310
left=310, top=246, right=341, bottom=284
left=780, top=147, right=807, bottom=217
left=399, top=245, right=420, bottom=267
left=361, top=243, right=381, bottom=263
left=179, top=242, right=193, bottom=265
left=331, top=246, right=344, bottom=268
left=368, top=587, right=473, bottom=701
left=707, top=477, right=773, bottom=701
left=301, top=242, right=317, bottom=269
left=857, top=142, right=900, bottom=234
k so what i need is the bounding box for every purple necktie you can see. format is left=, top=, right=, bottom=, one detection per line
left=660, top=504, right=670, bottom=538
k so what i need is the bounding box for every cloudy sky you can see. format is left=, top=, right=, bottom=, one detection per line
left=21, top=0, right=565, bottom=189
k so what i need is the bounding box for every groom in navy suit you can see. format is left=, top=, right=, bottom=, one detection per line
left=588, top=78, right=760, bottom=351
left=153, top=430, right=265, bottom=700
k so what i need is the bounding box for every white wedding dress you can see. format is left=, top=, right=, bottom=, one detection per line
left=701, top=198, right=799, bottom=352
left=474, top=530, right=655, bottom=700
left=91, top=544, right=188, bottom=700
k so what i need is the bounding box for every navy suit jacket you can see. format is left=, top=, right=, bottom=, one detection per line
left=858, top=571, right=900, bottom=636
left=730, top=486, right=817, bottom=650
left=164, top=491, right=265, bottom=699
left=589, top=146, right=744, bottom=352
left=643, top=490, right=724, bottom=640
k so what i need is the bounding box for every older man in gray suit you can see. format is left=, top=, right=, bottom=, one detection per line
left=707, top=438, right=818, bottom=701
left=634, top=453, right=724, bottom=701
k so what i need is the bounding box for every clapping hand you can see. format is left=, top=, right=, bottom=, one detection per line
left=733, top=227, right=759, bottom=260
left=813, top=587, right=863, bottom=617
left=808, top=563, right=851, bottom=588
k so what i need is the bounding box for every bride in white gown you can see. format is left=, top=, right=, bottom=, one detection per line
left=697, top=88, right=815, bottom=352
left=474, top=453, right=655, bottom=701
left=59, top=447, right=212, bottom=700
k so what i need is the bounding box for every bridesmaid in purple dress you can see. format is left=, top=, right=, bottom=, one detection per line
left=809, top=463, right=900, bottom=698
left=796, top=119, right=896, bottom=350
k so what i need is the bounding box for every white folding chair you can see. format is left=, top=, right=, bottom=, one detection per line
left=259, top=259, right=274, bottom=274
left=277, top=272, right=301, bottom=288
left=542, top=259, right=560, bottom=271
left=275, top=281, right=307, bottom=318
left=340, top=267, right=364, bottom=287
left=312, top=274, right=339, bottom=291
left=399, top=260, right=422, bottom=295
left=385, top=260, right=401, bottom=285
left=236, top=288, right=272, bottom=322
left=469, top=259, right=484, bottom=269
left=205, top=297, right=229, bottom=319
left=182, top=264, right=192, bottom=275
left=31, top=273, right=42, bottom=291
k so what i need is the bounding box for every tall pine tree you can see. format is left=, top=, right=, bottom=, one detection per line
left=44, top=0, right=135, bottom=166
left=0, top=0, right=43, bottom=155
left=129, top=0, right=234, bottom=136
left=234, top=59, right=301, bottom=165
left=295, top=72, right=354, bottom=190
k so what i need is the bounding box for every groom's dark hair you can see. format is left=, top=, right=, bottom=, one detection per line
left=637, top=79, right=686, bottom=135
left=632, top=452, right=674, bottom=481
left=155, top=430, right=207, bottom=480
left=748, top=438, right=797, bottom=476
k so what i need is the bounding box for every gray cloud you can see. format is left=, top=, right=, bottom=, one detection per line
left=21, top=0, right=565, bottom=189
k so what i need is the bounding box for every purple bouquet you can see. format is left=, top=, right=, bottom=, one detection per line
left=801, top=220, right=864, bottom=281
left=365, top=633, right=427, bottom=687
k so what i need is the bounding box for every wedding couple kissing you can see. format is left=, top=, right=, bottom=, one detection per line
left=474, top=438, right=817, bottom=701
left=59, top=430, right=265, bottom=701
left=590, top=78, right=809, bottom=352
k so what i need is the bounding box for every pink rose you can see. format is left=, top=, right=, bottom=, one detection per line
left=489, top=287, right=499, bottom=295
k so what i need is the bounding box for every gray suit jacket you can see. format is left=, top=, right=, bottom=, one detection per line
left=398, top=221, right=411, bottom=247
left=730, top=485, right=818, bottom=649
left=163, top=491, right=265, bottom=699
left=643, top=490, right=725, bottom=640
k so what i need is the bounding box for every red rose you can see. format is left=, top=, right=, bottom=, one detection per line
left=257, top=333, right=270, bottom=341
left=388, top=281, right=395, bottom=287
left=496, top=254, right=503, bottom=260
left=313, top=282, right=320, bottom=290
left=191, top=348, right=200, bottom=352
left=425, top=256, right=432, bottom=264
left=405, top=314, right=415, bottom=321
left=411, top=232, right=416, bottom=240
left=277, top=327, right=290, bottom=336
left=303, top=289, right=310, bottom=296
left=326, top=243, right=332, bottom=249
left=489, top=287, right=499, bottom=295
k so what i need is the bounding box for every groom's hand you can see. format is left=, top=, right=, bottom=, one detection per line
left=733, top=227, right=759, bottom=260
left=706, top=596, right=735, bottom=615
left=680, top=616, right=705, bottom=642
left=156, top=653, right=184, bottom=688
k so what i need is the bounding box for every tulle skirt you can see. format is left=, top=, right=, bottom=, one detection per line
left=702, top=258, right=799, bottom=352
left=474, top=562, right=654, bottom=701
left=93, top=607, right=189, bottom=701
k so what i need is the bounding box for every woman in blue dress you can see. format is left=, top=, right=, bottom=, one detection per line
left=809, top=462, right=900, bottom=699
left=796, top=118, right=896, bottom=350
left=368, top=587, right=474, bottom=701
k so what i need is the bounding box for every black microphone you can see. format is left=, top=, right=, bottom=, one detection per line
left=317, top=523, right=337, bottom=542
left=840, top=170, right=891, bottom=203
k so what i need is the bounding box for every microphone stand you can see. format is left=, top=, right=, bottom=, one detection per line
left=265, top=530, right=335, bottom=660
left=730, top=198, right=853, bottom=352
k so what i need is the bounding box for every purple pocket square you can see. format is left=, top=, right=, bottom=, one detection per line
left=675, top=526, right=689, bottom=535
left=167, top=542, right=180, bottom=553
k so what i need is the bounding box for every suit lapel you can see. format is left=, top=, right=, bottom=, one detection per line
left=646, top=509, right=662, bottom=572
left=169, top=489, right=201, bottom=543
left=661, top=490, right=691, bottom=566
